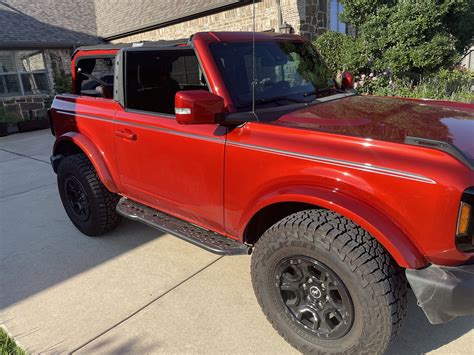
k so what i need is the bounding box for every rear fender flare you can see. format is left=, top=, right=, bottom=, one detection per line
left=241, top=185, right=427, bottom=269
left=53, top=132, right=119, bottom=192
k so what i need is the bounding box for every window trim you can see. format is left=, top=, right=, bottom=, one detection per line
left=0, top=50, right=49, bottom=97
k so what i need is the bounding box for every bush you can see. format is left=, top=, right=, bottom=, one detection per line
left=0, top=107, right=7, bottom=123
left=0, top=106, right=15, bottom=123
left=313, top=31, right=367, bottom=75
left=53, top=72, right=72, bottom=94
left=339, top=0, right=474, bottom=77
left=355, top=68, right=474, bottom=103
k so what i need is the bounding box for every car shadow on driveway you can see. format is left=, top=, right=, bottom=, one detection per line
left=0, top=182, right=164, bottom=310
left=388, top=292, right=474, bottom=354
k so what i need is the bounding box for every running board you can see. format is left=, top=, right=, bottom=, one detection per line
left=116, top=198, right=250, bottom=256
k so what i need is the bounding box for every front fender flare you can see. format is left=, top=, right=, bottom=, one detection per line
left=240, top=185, right=427, bottom=269
left=53, top=132, right=119, bottom=193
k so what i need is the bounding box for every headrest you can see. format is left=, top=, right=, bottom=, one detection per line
left=95, top=85, right=113, bottom=99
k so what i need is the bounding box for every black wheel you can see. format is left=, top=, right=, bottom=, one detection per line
left=58, top=153, right=121, bottom=236
left=251, top=209, right=407, bottom=354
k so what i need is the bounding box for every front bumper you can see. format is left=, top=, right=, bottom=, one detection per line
left=406, top=264, right=474, bottom=324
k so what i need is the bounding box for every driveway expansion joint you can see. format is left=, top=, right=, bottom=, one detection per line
left=70, top=256, right=224, bottom=353
left=0, top=148, right=51, bottom=165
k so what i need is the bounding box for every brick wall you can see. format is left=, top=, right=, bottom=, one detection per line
left=111, top=0, right=327, bottom=43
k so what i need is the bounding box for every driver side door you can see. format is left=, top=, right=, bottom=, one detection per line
left=113, top=48, right=227, bottom=234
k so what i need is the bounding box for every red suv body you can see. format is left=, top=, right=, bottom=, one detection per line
left=50, top=32, right=474, bottom=354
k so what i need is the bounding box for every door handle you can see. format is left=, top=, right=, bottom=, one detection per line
left=115, top=129, right=137, bottom=140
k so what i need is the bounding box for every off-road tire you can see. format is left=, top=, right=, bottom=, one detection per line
left=58, top=153, right=121, bottom=236
left=251, top=209, right=407, bottom=354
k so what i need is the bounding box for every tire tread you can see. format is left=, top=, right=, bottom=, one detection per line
left=251, top=209, right=407, bottom=354
left=58, top=153, right=121, bottom=235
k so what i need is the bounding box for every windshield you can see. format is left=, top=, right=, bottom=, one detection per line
left=210, top=40, right=336, bottom=110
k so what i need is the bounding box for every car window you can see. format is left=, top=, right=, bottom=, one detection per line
left=210, top=41, right=333, bottom=110
left=124, top=49, right=207, bottom=115
left=76, top=57, right=115, bottom=99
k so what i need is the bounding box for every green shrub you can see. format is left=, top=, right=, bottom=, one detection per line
left=0, top=106, right=15, bottom=124
left=53, top=72, right=72, bottom=94
left=313, top=31, right=367, bottom=75
left=356, top=68, right=474, bottom=103
left=339, top=0, right=474, bottom=77
left=0, top=107, right=6, bottom=123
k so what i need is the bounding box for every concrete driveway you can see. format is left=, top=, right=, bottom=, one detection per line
left=1, top=129, right=473, bottom=354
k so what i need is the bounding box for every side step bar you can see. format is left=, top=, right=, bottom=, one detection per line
left=116, top=198, right=250, bottom=256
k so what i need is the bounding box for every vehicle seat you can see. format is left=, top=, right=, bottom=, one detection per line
left=95, top=85, right=113, bottom=99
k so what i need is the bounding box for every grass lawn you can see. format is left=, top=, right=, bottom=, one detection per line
left=0, top=328, right=26, bottom=355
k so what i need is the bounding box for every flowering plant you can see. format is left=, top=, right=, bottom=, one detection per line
left=353, top=72, right=392, bottom=95
left=349, top=67, right=473, bottom=102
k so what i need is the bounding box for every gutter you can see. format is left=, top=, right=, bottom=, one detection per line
left=0, top=42, right=105, bottom=49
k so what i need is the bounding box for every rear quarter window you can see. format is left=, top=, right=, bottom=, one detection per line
left=76, top=57, right=115, bottom=98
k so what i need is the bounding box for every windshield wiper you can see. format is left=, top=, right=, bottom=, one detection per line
left=237, top=95, right=308, bottom=109
left=303, top=87, right=346, bottom=97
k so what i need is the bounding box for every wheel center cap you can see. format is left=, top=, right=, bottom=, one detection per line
left=309, top=285, right=322, bottom=299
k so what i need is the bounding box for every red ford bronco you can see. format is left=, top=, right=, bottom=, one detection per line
left=49, top=32, right=474, bottom=354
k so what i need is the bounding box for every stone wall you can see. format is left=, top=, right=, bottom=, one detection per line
left=112, top=0, right=315, bottom=43
left=301, top=0, right=328, bottom=40
left=0, top=95, right=52, bottom=122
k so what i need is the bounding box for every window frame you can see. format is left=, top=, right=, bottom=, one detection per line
left=329, top=0, right=347, bottom=34
left=0, top=50, right=49, bottom=97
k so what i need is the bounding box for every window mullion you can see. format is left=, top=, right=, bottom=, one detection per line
left=13, top=51, right=25, bottom=96
left=1, top=75, right=6, bottom=95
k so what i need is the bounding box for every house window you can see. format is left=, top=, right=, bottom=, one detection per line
left=0, top=50, right=49, bottom=97
left=330, top=0, right=346, bottom=33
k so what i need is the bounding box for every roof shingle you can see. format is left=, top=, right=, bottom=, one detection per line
left=0, top=0, right=103, bottom=48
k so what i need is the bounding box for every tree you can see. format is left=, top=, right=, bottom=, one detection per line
left=337, top=0, right=474, bottom=77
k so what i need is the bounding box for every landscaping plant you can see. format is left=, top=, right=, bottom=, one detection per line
left=0, top=328, right=26, bottom=355
left=314, top=0, right=474, bottom=102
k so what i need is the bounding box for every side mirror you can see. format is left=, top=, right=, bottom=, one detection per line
left=341, top=71, right=354, bottom=90
left=175, top=90, right=224, bottom=125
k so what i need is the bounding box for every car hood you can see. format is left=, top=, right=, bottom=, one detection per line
left=267, top=95, right=474, bottom=167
